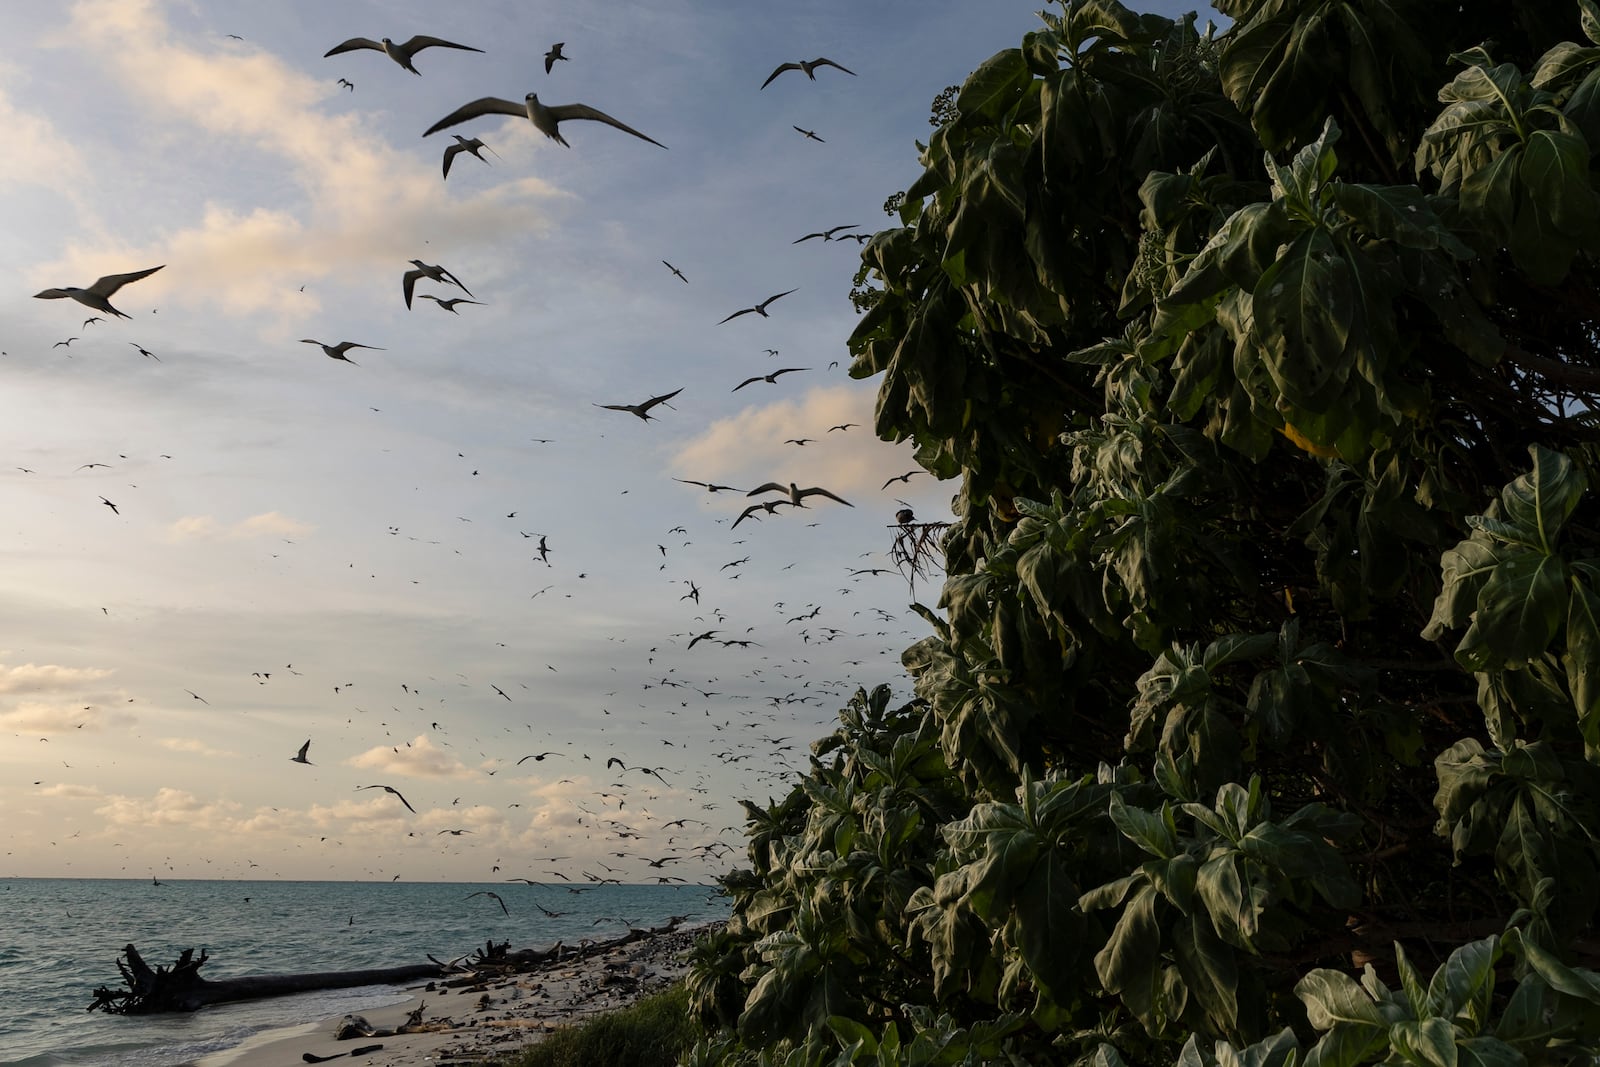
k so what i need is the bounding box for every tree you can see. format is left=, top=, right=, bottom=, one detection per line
left=689, top=1, right=1600, bottom=1063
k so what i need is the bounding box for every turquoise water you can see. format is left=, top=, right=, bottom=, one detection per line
left=0, top=878, right=727, bottom=1066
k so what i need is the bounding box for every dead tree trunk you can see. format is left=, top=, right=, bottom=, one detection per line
left=88, top=944, right=442, bottom=1014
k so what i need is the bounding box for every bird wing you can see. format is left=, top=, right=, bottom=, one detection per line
left=801, top=487, right=854, bottom=507
left=345, top=343, right=384, bottom=352
left=717, top=307, right=756, bottom=325
left=402, top=269, right=423, bottom=308
left=774, top=367, right=809, bottom=377
left=731, top=504, right=764, bottom=529
left=423, top=96, right=525, bottom=136
left=594, top=403, right=635, bottom=413
left=324, top=37, right=383, bottom=58
left=759, top=288, right=798, bottom=308
left=747, top=482, right=788, bottom=497
left=546, top=103, right=667, bottom=148
left=793, top=233, right=824, bottom=244
left=437, top=267, right=473, bottom=296
left=442, top=142, right=465, bottom=178
left=761, top=62, right=802, bottom=89
left=87, top=265, right=164, bottom=297
left=399, top=35, right=484, bottom=54
left=297, top=740, right=311, bottom=759
left=641, top=387, right=684, bottom=410
left=731, top=376, right=762, bottom=392
left=33, top=289, right=72, bottom=300
left=824, top=224, right=859, bottom=236
left=813, top=57, right=857, bottom=76
left=389, top=788, right=416, bottom=813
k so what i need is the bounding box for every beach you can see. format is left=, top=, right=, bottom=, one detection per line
left=199, top=921, right=716, bottom=1067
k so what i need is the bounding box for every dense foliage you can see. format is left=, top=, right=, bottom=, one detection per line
left=501, top=983, right=700, bottom=1067
left=689, top=1, right=1600, bottom=1063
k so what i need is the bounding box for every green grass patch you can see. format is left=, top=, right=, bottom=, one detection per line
left=497, top=981, right=700, bottom=1067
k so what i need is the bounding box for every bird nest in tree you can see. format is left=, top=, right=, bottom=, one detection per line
left=891, top=521, right=952, bottom=597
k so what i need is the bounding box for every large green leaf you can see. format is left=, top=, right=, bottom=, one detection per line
left=1251, top=230, right=1357, bottom=411
left=1499, top=445, right=1586, bottom=553
left=1093, top=883, right=1163, bottom=1025
left=1454, top=551, right=1568, bottom=671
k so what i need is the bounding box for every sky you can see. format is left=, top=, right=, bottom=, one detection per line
left=0, top=0, right=1199, bottom=883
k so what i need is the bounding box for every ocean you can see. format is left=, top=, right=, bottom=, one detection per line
left=0, top=878, right=729, bottom=1066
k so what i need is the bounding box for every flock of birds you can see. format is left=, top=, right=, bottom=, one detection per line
left=19, top=21, right=935, bottom=898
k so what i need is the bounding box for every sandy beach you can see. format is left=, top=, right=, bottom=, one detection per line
left=196, top=922, right=717, bottom=1067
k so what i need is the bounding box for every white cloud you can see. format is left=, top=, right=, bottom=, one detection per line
left=345, top=734, right=473, bottom=779
left=0, top=662, right=114, bottom=694
left=165, top=511, right=314, bottom=542
left=157, top=736, right=238, bottom=758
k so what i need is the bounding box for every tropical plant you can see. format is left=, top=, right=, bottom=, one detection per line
left=690, top=1, right=1600, bottom=1063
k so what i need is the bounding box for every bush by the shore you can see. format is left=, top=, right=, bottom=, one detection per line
left=496, top=982, right=699, bottom=1067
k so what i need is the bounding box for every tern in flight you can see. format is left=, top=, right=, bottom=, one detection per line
left=337, top=78, right=355, bottom=91
left=732, top=500, right=795, bottom=529
left=718, top=288, right=797, bottom=324
left=417, top=295, right=484, bottom=314
left=761, top=57, right=856, bottom=89
left=661, top=260, right=688, bottom=283
left=442, top=134, right=499, bottom=179
left=424, top=92, right=666, bottom=149
left=517, top=751, right=565, bottom=764
left=749, top=482, right=855, bottom=509
left=674, top=478, right=741, bottom=493
left=403, top=261, right=472, bottom=308
left=323, top=34, right=483, bottom=75
left=594, top=387, right=683, bottom=421
left=129, top=343, right=160, bottom=361
left=290, top=740, right=313, bottom=765
left=300, top=339, right=381, bottom=365
left=34, top=266, right=164, bottom=319
left=733, top=368, right=808, bottom=391
left=467, top=890, right=509, bottom=915
left=881, top=470, right=925, bottom=489
left=793, top=126, right=824, bottom=142
left=544, top=42, right=568, bottom=73
left=794, top=224, right=858, bottom=244
left=357, top=784, right=417, bottom=813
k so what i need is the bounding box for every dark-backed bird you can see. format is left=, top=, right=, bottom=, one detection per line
left=718, top=289, right=797, bottom=324
left=53, top=338, right=78, bottom=348
left=442, top=134, right=497, bottom=179
left=290, top=740, right=313, bottom=765
left=323, top=35, right=483, bottom=75
left=83, top=316, right=104, bottom=327
left=99, top=496, right=119, bottom=515
left=466, top=890, right=509, bottom=915
left=761, top=57, right=856, bottom=89
left=417, top=295, right=483, bottom=314
left=793, top=224, right=857, bottom=244
left=673, top=478, right=740, bottom=493
left=881, top=470, right=924, bottom=489
left=424, top=93, right=665, bottom=149
left=403, top=261, right=472, bottom=308
left=594, top=387, right=683, bottom=421
left=517, top=752, right=564, bottom=764
left=733, top=367, right=808, bottom=391
left=356, top=784, right=417, bottom=813
left=793, top=126, right=824, bottom=142
left=732, top=500, right=794, bottom=529
left=662, top=260, right=688, bottom=283
left=544, top=42, right=568, bottom=73
left=337, top=78, right=355, bottom=91
left=129, top=343, right=160, bottom=361
left=749, top=482, right=854, bottom=509
left=34, top=266, right=164, bottom=319
left=301, top=339, right=381, bottom=364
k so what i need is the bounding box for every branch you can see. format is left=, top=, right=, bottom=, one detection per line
left=1499, top=344, right=1600, bottom=394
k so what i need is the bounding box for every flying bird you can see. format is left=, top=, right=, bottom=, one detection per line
left=732, top=368, right=809, bottom=391
left=53, top=338, right=78, bottom=349
left=34, top=266, right=164, bottom=319
left=828, top=423, right=858, bottom=432
left=544, top=42, right=568, bottom=73
left=424, top=93, right=666, bottom=149
left=761, top=57, right=856, bottom=89
left=516, top=752, right=564, bottom=764
left=594, top=387, right=683, bottom=421
left=290, top=740, right=313, bottom=765
left=99, top=496, right=120, bottom=515
left=83, top=316, right=104, bottom=328
left=356, top=784, right=417, bottom=813
left=793, top=126, right=824, bottom=142
left=128, top=343, right=160, bottom=361
left=732, top=499, right=795, bottom=529
left=661, top=261, right=688, bottom=283
left=466, top=890, right=509, bottom=915
left=749, top=482, right=854, bottom=509
left=403, top=261, right=473, bottom=309
left=718, top=289, right=797, bottom=324
left=300, top=339, right=381, bottom=365
left=323, top=35, right=483, bottom=75
left=417, top=295, right=484, bottom=313
left=442, top=134, right=498, bottom=179
left=673, top=478, right=741, bottom=493
left=881, top=470, right=925, bottom=489
left=337, top=78, right=355, bottom=91
left=793, top=224, right=858, bottom=244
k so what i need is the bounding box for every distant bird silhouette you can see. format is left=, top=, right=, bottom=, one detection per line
left=661, top=260, right=688, bottom=283
left=828, top=423, right=857, bottom=432
left=881, top=470, right=924, bottom=489
left=424, top=93, right=665, bottom=149
left=35, top=265, right=163, bottom=319
left=674, top=478, right=741, bottom=493
left=793, top=126, right=824, bottom=142
left=323, top=34, right=483, bottom=75
left=761, top=57, right=856, bottom=89
left=129, top=343, right=160, bottom=361
left=732, top=499, right=795, bottom=529
left=337, top=78, right=355, bottom=91
left=442, top=134, right=498, bottom=179
left=749, top=482, right=854, bottom=509
left=357, top=784, right=417, bottom=813
left=732, top=368, right=808, bottom=391
left=99, top=496, right=119, bottom=515
left=466, top=890, right=509, bottom=915
left=437, top=828, right=473, bottom=836
left=594, top=387, right=683, bottom=421
left=83, top=316, right=104, bottom=327
left=53, top=338, right=78, bottom=349
left=793, top=224, right=857, bottom=244
left=544, top=42, right=568, bottom=73
left=718, top=289, right=797, bottom=324
left=290, top=740, right=313, bottom=765
left=301, top=339, right=381, bottom=365
left=517, top=751, right=564, bottom=764
left=417, top=295, right=484, bottom=314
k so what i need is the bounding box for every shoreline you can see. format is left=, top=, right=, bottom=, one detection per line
left=195, top=920, right=721, bottom=1067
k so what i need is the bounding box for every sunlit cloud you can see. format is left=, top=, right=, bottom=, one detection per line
left=0, top=81, right=88, bottom=189
left=157, top=736, right=238, bottom=759
left=0, top=662, right=114, bottom=694
left=345, top=734, right=473, bottom=778
left=0, top=700, right=130, bottom=734
left=94, top=786, right=244, bottom=830
left=165, top=511, right=314, bottom=542
left=38, top=783, right=103, bottom=798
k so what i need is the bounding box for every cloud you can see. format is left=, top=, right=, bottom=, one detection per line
left=165, top=511, right=314, bottom=542
left=157, top=736, right=238, bottom=759
left=0, top=700, right=130, bottom=733
left=0, top=662, right=114, bottom=694
left=38, top=783, right=103, bottom=798
left=345, top=735, right=473, bottom=779
left=0, top=82, right=88, bottom=189
left=94, top=786, right=244, bottom=830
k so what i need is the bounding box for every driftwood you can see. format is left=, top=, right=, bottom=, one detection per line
left=89, top=916, right=691, bottom=1015
left=88, top=943, right=442, bottom=1014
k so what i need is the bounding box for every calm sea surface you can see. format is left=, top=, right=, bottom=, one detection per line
left=0, top=878, right=728, bottom=1066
